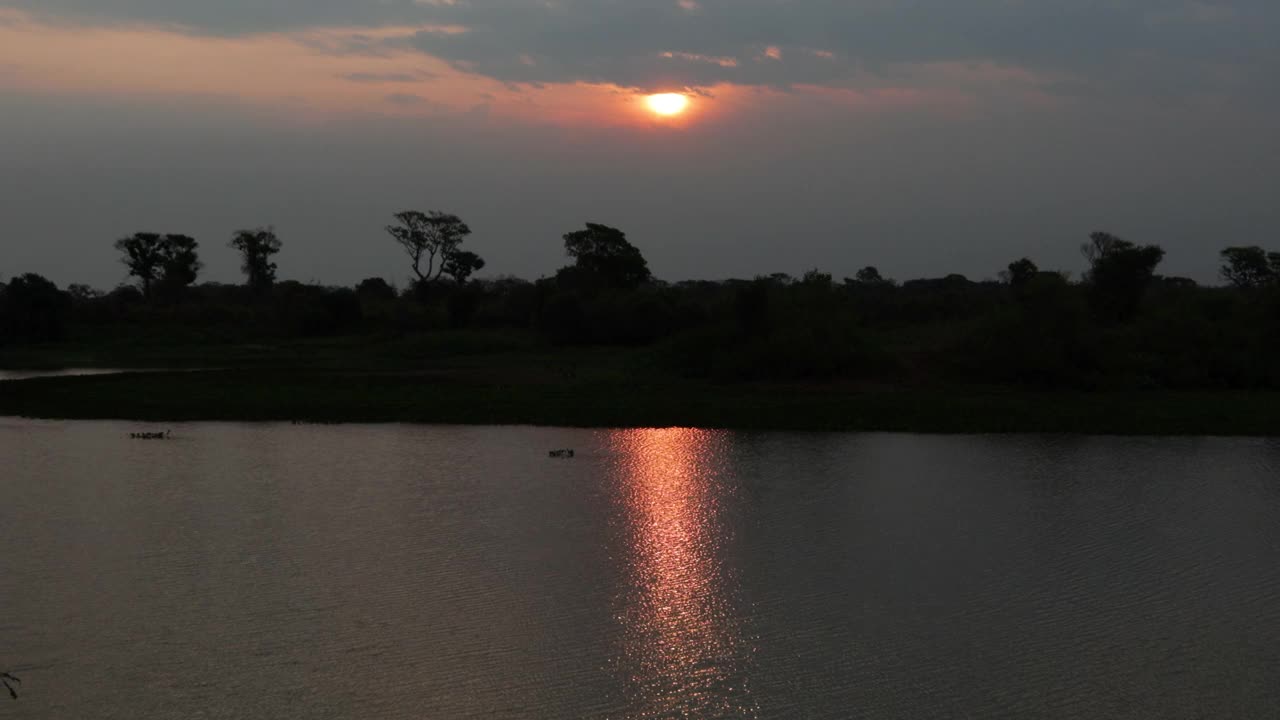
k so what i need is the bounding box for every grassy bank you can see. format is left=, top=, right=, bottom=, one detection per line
left=3, top=369, right=1279, bottom=435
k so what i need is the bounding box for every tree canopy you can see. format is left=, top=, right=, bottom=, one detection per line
left=560, top=222, right=652, bottom=290
left=114, top=232, right=207, bottom=300
left=385, top=211, right=476, bottom=284
left=1220, top=246, right=1280, bottom=289
left=229, top=228, right=282, bottom=293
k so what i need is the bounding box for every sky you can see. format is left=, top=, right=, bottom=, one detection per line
left=2, top=0, right=1278, bottom=289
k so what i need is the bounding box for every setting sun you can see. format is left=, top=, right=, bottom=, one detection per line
left=646, top=93, right=689, bottom=116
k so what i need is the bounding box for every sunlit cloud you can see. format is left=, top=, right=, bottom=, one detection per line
left=1, top=7, right=1050, bottom=129
left=660, top=51, right=737, bottom=68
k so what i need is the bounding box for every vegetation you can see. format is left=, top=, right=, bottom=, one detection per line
left=4, top=213, right=1280, bottom=433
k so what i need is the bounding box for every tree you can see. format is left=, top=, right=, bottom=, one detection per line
left=854, top=266, right=887, bottom=284
left=442, top=250, right=486, bottom=284
left=229, top=228, right=282, bottom=293
left=1082, top=231, right=1165, bottom=323
left=157, top=234, right=202, bottom=296
left=561, top=223, right=651, bottom=290
left=355, top=277, right=398, bottom=301
left=1001, top=258, right=1039, bottom=288
left=0, top=273, right=70, bottom=343
left=801, top=269, right=833, bottom=287
left=67, top=284, right=102, bottom=302
left=1220, top=246, right=1278, bottom=289
left=1080, top=231, right=1129, bottom=271
left=113, top=233, right=202, bottom=301
left=385, top=211, right=473, bottom=283
left=113, top=232, right=167, bottom=300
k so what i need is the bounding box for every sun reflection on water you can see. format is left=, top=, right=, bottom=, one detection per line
left=608, top=428, right=757, bottom=718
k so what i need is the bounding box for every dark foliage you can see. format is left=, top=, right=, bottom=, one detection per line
left=7, top=225, right=1280, bottom=392
left=385, top=210, right=478, bottom=283
left=560, top=223, right=652, bottom=290
left=1, top=273, right=71, bottom=343
left=114, top=232, right=203, bottom=301
left=1082, top=231, right=1166, bottom=324
left=229, top=228, right=282, bottom=294
left=1220, top=246, right=1280, bottom=289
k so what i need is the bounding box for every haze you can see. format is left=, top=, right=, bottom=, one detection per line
left=2, top=1, right=1278, bottom=289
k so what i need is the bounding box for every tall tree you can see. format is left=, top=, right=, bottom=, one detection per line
left=113, top=232, right=167, bottom=300
left=113, top=233, right=202, bottom=300
left=385, top=211, right=473, bottom=283
left=1220, top=246, right=1278, bottom=289
left=1082, top=231, right=1165, bottom=323
left=158, top=234, right=202, bottom=294
left=561, top=223, right=651, bottom=290
left=229, top=228, right=282, bottom=293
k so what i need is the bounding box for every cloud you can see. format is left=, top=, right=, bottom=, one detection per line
left=385, top=92, right=425, bottom=105
left=389, top=0, right=1279, bottom=101
left=3, top=0, right=1277, bottom=103
left=343, top=71, right=433, bottom=83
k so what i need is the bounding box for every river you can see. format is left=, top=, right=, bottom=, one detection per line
left=1, top=420, right=1278, bottom=718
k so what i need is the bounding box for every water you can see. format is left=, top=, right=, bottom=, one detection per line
left=0, top=369, right=134, bottom=382
left=2, top=420, right=1278, bottom=718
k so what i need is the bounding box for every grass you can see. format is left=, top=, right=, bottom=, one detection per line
left=3, top=368, right=1279, bottom=435
left=4, top=330, right=1280, bottom=435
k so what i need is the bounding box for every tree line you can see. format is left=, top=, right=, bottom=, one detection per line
left=3, top=211, right=1280, bottom=390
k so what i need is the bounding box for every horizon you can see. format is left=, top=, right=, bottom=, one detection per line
left=3, top=1, right=1279, bottom=288
left=3, top=220, right=1254, bottom=293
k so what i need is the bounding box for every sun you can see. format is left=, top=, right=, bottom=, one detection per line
left=645, top=93, right=690, bottom=117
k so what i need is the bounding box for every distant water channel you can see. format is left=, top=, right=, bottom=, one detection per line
left=2, top=420, right=1278, bottom=718
left=0, top=368, right=134, bottom=382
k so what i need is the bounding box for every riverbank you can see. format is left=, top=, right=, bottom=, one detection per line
left=3, top=369, right=1278, bottom=435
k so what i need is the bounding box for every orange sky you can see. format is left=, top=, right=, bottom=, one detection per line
left=0, top=8, right=1026, bottom=130
left=0, top=9, right=753, bottom=127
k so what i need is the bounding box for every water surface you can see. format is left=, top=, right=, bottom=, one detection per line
left=2, top=420, right=1278, bottom=718
left=0, top=368, right=134, bottom=382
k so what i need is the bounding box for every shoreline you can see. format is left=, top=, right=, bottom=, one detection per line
left=3, top=370, right=1279, bottom=436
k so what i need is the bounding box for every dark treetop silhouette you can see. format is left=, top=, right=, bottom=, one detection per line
left=228, top=228, right=282, bottom=294
left=4, top=217, right=1280, bottom=429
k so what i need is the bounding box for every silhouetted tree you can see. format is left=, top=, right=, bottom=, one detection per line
left=442, top=250, right=485, bottom=284
left=229, top=228, right=282, bottom=293
left=1082, top=231, right=1165, bottom=323
left=385, top=211, right=473, bottom=283
left=355, top=277, right=397, bottom=301
left=854, top=266, right=887, bottom=284
left=67, top=284, right=101, bottom=302
left=801, top=269, right=833, bottom=287
left=0, top=273, right=70, bottom=343
left=113, top=232, right=167, bottom=300
left=560, top=223, right=651, bottom=290
left=156, top=234, right=202, bottom=298
left=1220, top=246, right=1279, bottom=289
left=1001, top=258, right=1039, bottom=288
left=1080, top=231, right=1129, bottom=270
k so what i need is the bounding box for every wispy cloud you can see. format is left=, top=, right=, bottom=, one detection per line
left=343, top=71, right=434, bottom=83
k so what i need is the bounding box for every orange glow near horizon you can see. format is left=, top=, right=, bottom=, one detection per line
left=645, top=92, right=690, bottom=116
left=0, top=8, right=1012, bottom=128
